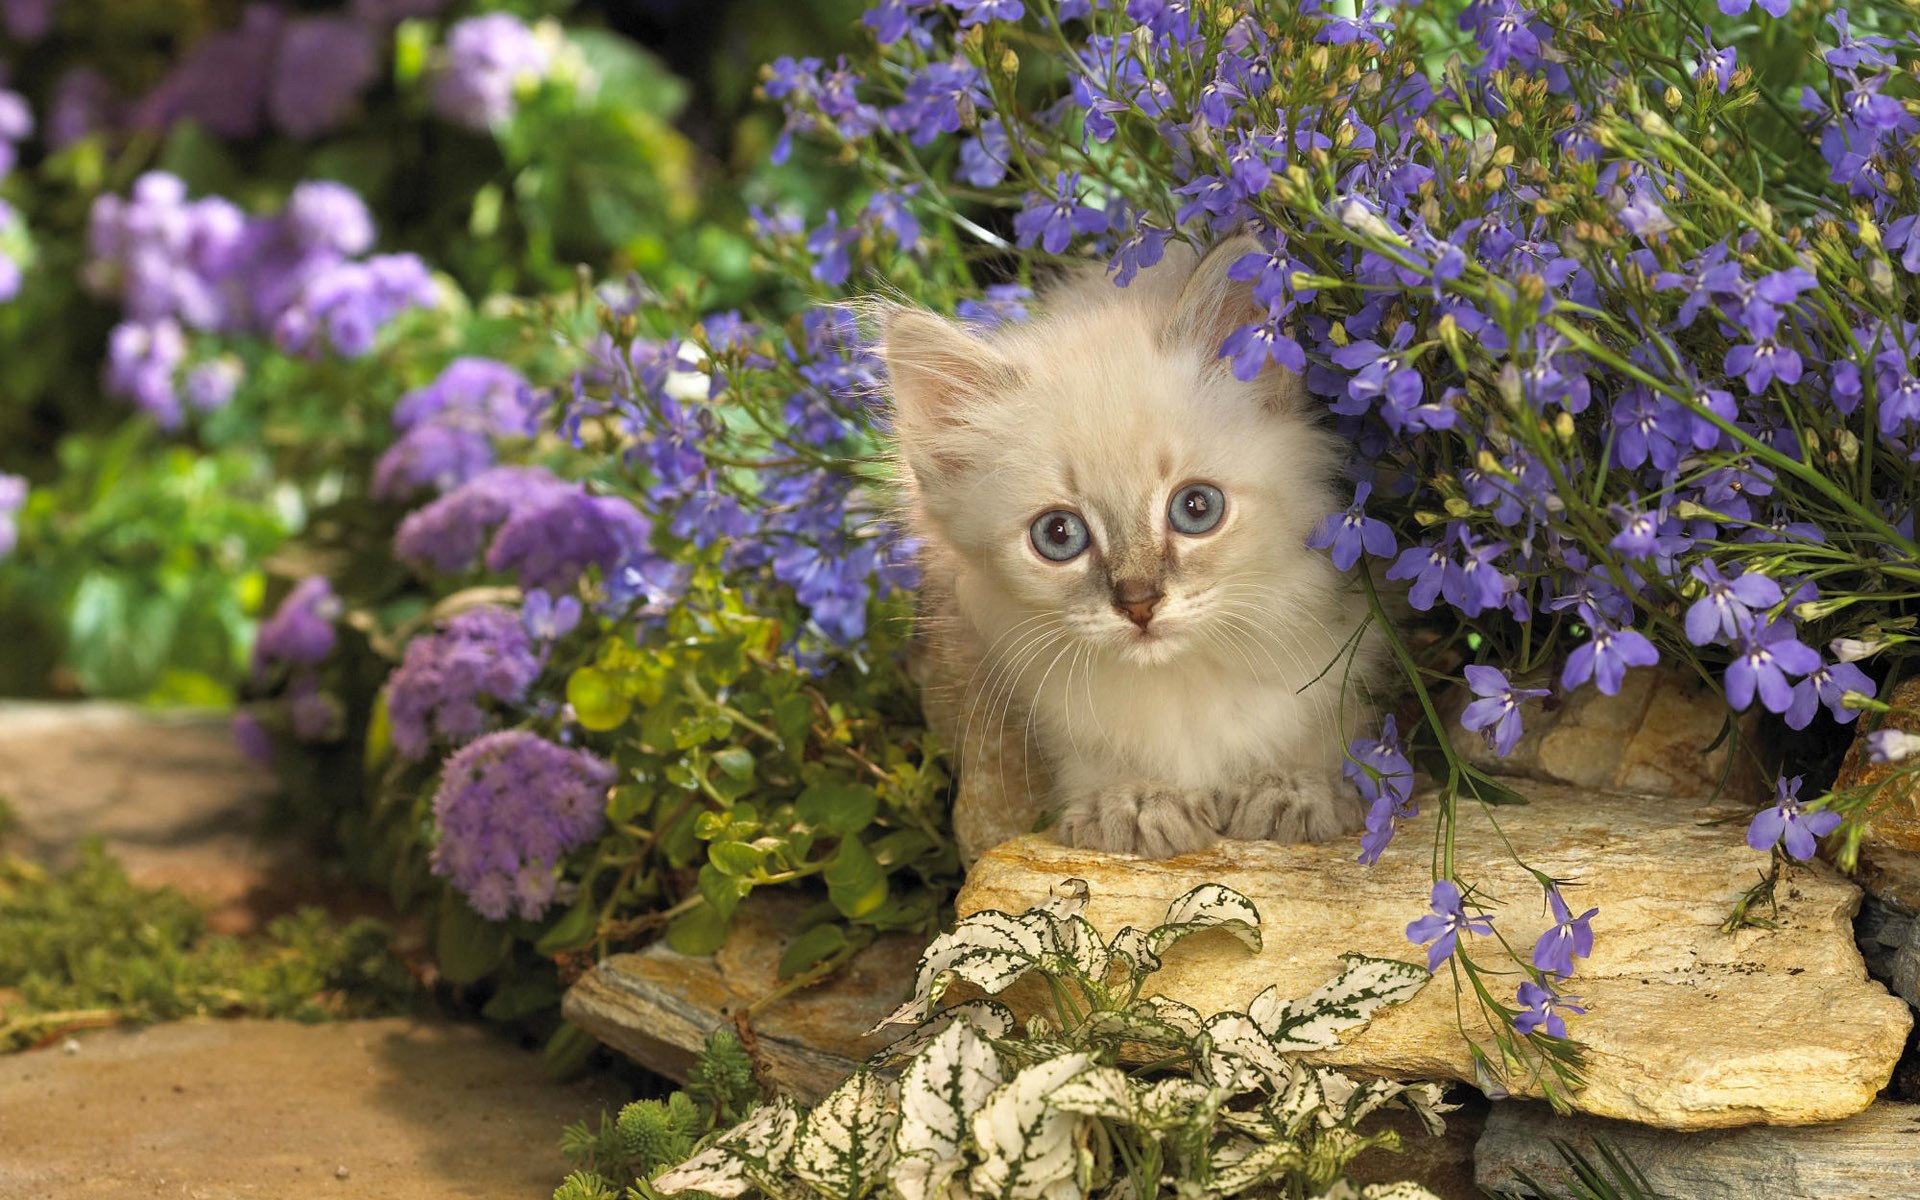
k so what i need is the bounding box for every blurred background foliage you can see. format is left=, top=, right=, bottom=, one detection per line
left=0, top=0, right=866, bottom=700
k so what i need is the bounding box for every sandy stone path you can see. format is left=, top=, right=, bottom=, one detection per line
left=0, top=703, right=628, bottom=1198
left=0, top=1017, right=624, bottom=1199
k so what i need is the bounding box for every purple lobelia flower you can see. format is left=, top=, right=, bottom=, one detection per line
left=1513, top=981, right=1584, bottom=1038
left=429, top=731, right=613, bottom=921
left=1530, top=888, right=1597, bottom=977
left=386, top=605, right=542, bottom=761
left=1346, top=715, right=1417, bottom=864
left=522, top=591, right=582, bottom=642
left=1560, top=621, right=1659, bottom=696
left=1012, top=172, right=1109, bottom=255
left=432, top=13, right=554, bottom=130
left=1746, top=776, right=1841, bottom=861
left=1459, top=665, right=1549, bottom=757
left=1783, top=658, right=1875, bottom=730
left=1685, top=561, right=1781, bottom=646
left=956, top=284, right=1033, bottom=328
left=1307, top=482, right=1397, bottom=570
left=1387, top=540, right=1451, bottom=611
left=1724, top=619, right=1821, bottom=714
left=1406, top=880, right=1494, bottom=970
left=253, top=576, right=341, bottom=675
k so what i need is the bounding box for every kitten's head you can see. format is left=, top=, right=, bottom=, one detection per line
left=882, top=236, right=1343, bottom=671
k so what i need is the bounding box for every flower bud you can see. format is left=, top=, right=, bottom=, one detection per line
left=1636, top=109, right=1675, bottom=139
left=1663, top=86, right=1682, bottom=110
left=1836, top=428, right=1861, bottom=467
left=998, top=48, right=1020, bottom=77
left=1553, top=411, right=1576, bottom=442
left=1830, top=638, right=1885, bottom=663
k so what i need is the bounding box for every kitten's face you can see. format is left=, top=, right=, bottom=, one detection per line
left=931, top=335, right=1335, bottom=670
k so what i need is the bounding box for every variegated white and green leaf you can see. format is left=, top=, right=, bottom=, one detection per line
left=969, top=1052, right=1093, bottom=1200
left=1197, top=1012, right=1290, bottom=1093
left=893, top=1021, right=1004, bottom=1200
left=1046, top=1064, right=1133, bottom=1121
left=790, top=1070, right=898, bottom=1200
left=877, top=998, right=1017, bottom=1063
left=1036, top=877, right=1090, bottom=920
left=1210, top=1134, right=1307, bottom=1194
left=1133, top=1078, right=1220, bottom=1132
left=1074, top=995, right=1203, bottom=1052
left=873, top=910, right=1063, bottom=1030
left=1257, top=955, right=1429, bottom=1050
left=652, top=1097, right=801, bottom=1198
left=1143, top=883, right=1263, bottom=961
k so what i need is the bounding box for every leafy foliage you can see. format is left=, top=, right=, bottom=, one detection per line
left=641, top=880, right=1449, bottom=1200
left=0, top=841, right=415, bottom=1051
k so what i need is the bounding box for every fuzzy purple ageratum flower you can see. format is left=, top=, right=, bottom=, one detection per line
left=0, top=472, right=28, bottom=559
left=429, top=730, right=613, bottom=921
left=431, top=13, right=553, bottom=130
left=252, top=575, right=341, bottom=675
left=373, top=424, right=497, bottom=501
left=269, top=16, right=378, bottom=138
left=393, top=357, right=542, bottom=437
left=394, top=466, right=569, bottom=576
left=385, top=605, right=541, bottom=761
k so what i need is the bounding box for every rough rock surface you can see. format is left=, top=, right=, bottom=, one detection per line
left=1473, top=1100, right=1920, bottom=1199
left=1446, top=666, right=1761, bottom=803
left=1832, top=678, right=1920, bottom=912
left=564, top=892, right=924, bottom=1104
left=0, top=1017, right=625, bottom=1200
left=958, top=784, right=1911, bottom=1129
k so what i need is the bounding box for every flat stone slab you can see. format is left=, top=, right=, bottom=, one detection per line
left=0, top=1017, right=624, bottom=1199
left=958, top=784, right=1912, bottom=1129
left=564, top=893, right=923, bottom=1105
left=1474, top=1100, right=1920, bottom=1199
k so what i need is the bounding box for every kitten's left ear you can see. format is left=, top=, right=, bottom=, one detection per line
left=1160, top=232, right=1267, bottom=359
left=1162, top=233, right=1303, bottom=408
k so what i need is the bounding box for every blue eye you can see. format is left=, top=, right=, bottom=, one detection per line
left=1030, top=510, right=1090, bottom=562
left=1169, top=483, right=1225, bottom=535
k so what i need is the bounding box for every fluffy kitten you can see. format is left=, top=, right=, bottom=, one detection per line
left=884, top=236, right=1385, bottom=860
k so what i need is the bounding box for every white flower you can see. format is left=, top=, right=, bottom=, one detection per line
left=1866, top=730, right=1920, bottom=765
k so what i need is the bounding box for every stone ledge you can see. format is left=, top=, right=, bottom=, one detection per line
left=957, top=783, right=1911, bottom=1130
left=1474, top=1100, right=1920, bottom=1199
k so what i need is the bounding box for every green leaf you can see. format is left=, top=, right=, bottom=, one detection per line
left=698, top=862, right=750, bottom=920
left=436, top=898, right=512, bottom=985
left=482, top=976, right=561, bottom=1022
left=535, top=894, right=602, bottom=955
left=777, top=923, right=847, bottom=980
left=708, top=840, right=765, bottom=878
left=796, top=781, right=879, bottom=835
left=1467, top=769, right=1532, bottom=807
left=713, top=746, right=757, bottom=781
left=666, top=901, right=732, bottom=956
left=824, top=837, right=888, bottom=920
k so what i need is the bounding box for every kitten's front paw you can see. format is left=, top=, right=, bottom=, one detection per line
left=1053, top=785, right=1220, bottom=859
left=1216, top=772, right=1364, bottom=844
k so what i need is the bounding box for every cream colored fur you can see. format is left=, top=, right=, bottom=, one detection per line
left=885, top=237, right=1385, bottom=861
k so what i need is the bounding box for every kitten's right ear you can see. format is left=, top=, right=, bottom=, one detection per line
left=879, top=308, right=1022, bottom=482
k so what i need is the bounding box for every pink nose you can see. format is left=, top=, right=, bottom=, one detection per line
left=1112, top=582, right=1162, bottom=629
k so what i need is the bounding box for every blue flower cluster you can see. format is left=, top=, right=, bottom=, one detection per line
left=87, top=174, right=436, bottom=425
